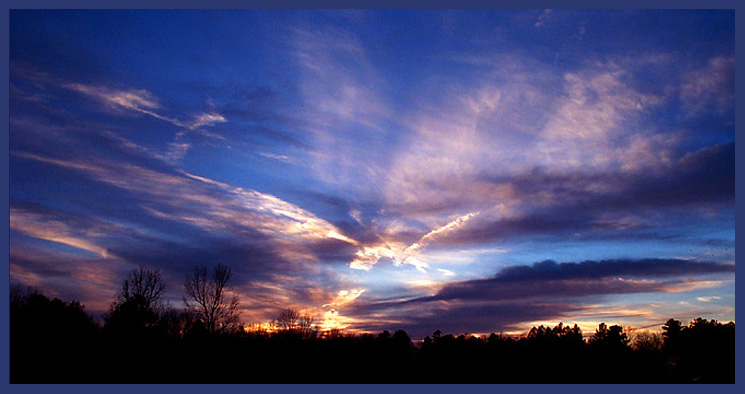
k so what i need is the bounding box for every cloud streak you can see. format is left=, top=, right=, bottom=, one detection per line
left=65, top=82, right=227, bottom=131
left=345, top=258, right=733, bottom=337
left=349, top=212, right=479, bottom=272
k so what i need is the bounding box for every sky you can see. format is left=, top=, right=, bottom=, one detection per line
left=9, top=10, right=735, bottom=338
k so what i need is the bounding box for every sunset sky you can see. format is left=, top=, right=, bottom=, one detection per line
left=9, top=10, right=735, bottom=338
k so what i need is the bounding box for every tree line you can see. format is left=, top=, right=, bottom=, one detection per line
left=10, top=265, right=735, bottom=383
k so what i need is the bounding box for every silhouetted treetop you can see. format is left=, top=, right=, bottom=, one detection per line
left=589, top=323, right=629, bottom=351
left=116, top=265, right=165, bottom=308
left=9, top=285, right=735, bottom=383
left=273, top=308, right=317, bottom=339
left=184, top=263, right=240, bottom=333
left=105, top=266, right=166, bottom=333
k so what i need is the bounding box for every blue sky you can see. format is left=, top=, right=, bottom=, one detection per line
left=9, top=10, right=734, bottom=337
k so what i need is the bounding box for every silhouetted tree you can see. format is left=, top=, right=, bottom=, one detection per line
left=589, top=323, right=629, bottom=351
left=184, top=264, right=241, bottom=333
left=274, top=308, right=317, bottom=339
left=10, top=286, right=99, bottom=383
left=8, top=281, right=737, bottom=384
left=117, top=265, right=166, bottom=308
left=392, top=329, right=411, bottom=346
left=105, top=266, right=165, bottom=332
left=298, top=313, right=317, bottom=339
left=157, top=306, right=194, bottom=338
left=631, top=331, right=663, bottom=353
left=528, top=322, right=583, bottom=342
left=662, top=318, right=683, bottom=353
left=377, top=329, right=391, bottom=341
left=669, top=317, right=735, bottom=383
left=274, top=308, right=300, bottom=330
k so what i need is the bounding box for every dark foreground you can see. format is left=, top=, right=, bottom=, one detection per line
left=11, top=290, right=735, bottom=383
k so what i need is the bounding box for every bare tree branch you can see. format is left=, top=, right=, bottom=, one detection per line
left=115, top=265, right=165, bottom=311
left=183, top=264, right=241, bottom=333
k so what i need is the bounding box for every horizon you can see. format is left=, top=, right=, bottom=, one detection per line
left=9, top=9, right=735, bottom=340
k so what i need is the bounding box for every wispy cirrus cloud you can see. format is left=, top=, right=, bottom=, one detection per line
left=293, top=25, right=388, bottom=128
left=11, top=63, right=227, bottom=166
left=290, top=24, right=394, bottom=197
left=10, top=205, right=111, bottom=258
left=13, top=151, right=357, bottom=254
left=65, top=82, right=227, bottom=131
left=11, top=63, right=228, bottom=133
left=9, top=204, right=144, bottom=313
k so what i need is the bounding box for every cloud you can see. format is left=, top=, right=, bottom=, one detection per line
left=10, top=113, right=388, bottom=322
left=293, top=25, right=386, bottom=127
left=348, top=209, right=363, bottom=225
left=10, top=179, right=362, bottom=323
left=11, top=64, right=227, bottom=141
left=405, top=258, right=733, bottom=305
left=536, top=67, right=663, bottom=170
left=319, top=288, right=366, bottom=331
left=9, top=13, right=734, bottom=335
left=10, top=251, right=124, bottom=315
left=11, top=150, right=365, bottom=282
left=403, top=212, right=479, bottom=257
left=10, top=203, right=113, bottom=258
left=435, top=141, right=734, bottom=248
left=343, top=141, right=733, bottom=276
left=186, top=112, right=227, bottom=130
left=10, top=64, right=233, bottom=169
left=380, top=56, right=678, bottom=229
left=344, top=257, right=733, bottom=337
left=65, top=83, right=161, bottom=111
left=258, top=151, right=293, bottom=163
left=357, top=301, right=585, bottom=338
left=534, top=9, right=552, bottom=27
left=290, top=24, right=394, bottom=197
left=349, top=212, right=479, bottom=272
left=164, top=141, right=191, bottom=163
left=680, top=55, right=735, bottom=116
left=9, top=203, right=149, bottom=315
left=482, top=258, right=733, bottom=283
left=66, top=82, right=228, bottom=132
left=437, top=268, right=455, bottom=277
